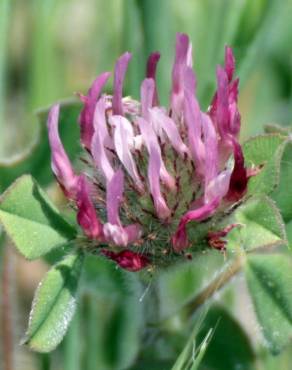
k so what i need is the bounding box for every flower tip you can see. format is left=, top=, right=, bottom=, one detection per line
left=146, top=52, right=161, bottom=77
left=224, top=46, right=235, bottom=82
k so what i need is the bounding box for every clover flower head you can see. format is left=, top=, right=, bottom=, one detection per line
left=47, top=33, right=254, bottom=271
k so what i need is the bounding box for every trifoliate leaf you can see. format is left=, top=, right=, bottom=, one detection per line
left=0, top=175, right=76, bottom=259
left=227, top=196, right=286, bottom=251
left=243, top=134, right=285, bottom=195
left=245, top=254, right=292, bottom=354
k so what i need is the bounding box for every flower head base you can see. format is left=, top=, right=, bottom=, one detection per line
left=47, top=33, right=255, bottom=271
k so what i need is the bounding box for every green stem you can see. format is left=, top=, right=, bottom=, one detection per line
left=1, top=244, right=14, bottom=370
left=157, top=255, right=243, bottom=328
left=0, top=0, right=11, bottom=156
left=63, top=307, right=81, bottom=370
left=184, top=255, right=243, bottom=318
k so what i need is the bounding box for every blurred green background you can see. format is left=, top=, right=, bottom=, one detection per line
left=1, top=0, right=292, bottom=369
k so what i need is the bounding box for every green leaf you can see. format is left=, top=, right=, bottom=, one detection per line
left=271, top=140, right=292, bottom=222
left=23, top=252, right=84, bottom=352
left=197, top=305, right=255, bottom=370
left=0, top=175, right=76, bottom=259
left=227, top=196, right=286, bottom=252
left=245, top=254, right=292, bottom=354
left=243, top=134, right=285, bottom=195
left=0, top=99, right=81, bottom=192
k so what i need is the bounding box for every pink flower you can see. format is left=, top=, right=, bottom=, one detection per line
left=47, top=33, right=254, bottom=271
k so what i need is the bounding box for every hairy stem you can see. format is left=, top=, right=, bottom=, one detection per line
left=1, top=245, right=14, bottom=370
left=184, top=255, right=243, bottom=318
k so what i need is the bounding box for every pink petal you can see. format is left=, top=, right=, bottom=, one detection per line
left=91, top=101, right=115, bottom=183
left=201, top=113, right=218, bottom=186
left=141, top=78, right=155, bottom=120
left=172, top=197, right=220, bottom=252
left=110, top=115, right=144, bottom=192
left=104, top=169, right=142, bottom=246
left=102, top=249, right=149, bottom=272
left=149, top=107, right=189, bottom=157
left=146, top=52, right=160, bottom=105
left=76, top=175, right=103, bottom=239
left=148, top=144, right=172, bottom=219
left=103, top=224, right=129, bottom=246
left=78, top=72, right=111, bottom=149
left=137, top=117, right=172, bottom=219
left=106, top=169, right=124, bottom=226
left=112, top=52, right=132, bottom=115
left=225, top=46, right=235, bottom=82
left=137, top=116, right=175, bottom=190
left=184, top=66, right=196, bottom=95
left=216, top=66, right=230, bottom=138
left=47, top=104, right=79, bottom=199
left=205, top=170, right=232, bottom=204
left=93, top=96, right=113, bottom=150
left=124, top=224, right=142, bottom=244
left=171, top=33, right=191, bottom=115
left=184, top=89, right=205, bottom=176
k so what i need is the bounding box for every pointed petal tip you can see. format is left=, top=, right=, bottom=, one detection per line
left=112, top=52, right=132, bottom=115
left=47, top=103, right=79, bottom=199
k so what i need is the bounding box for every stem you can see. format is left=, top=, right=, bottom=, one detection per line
left=184, top=255, right=243, bottom=318
left=63, top=306, right=80, bottom=370
left=1, top=245, right=14, bottom=370
left=0, top=0, right=11, bottom=156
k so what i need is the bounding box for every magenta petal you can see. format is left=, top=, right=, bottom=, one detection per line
left=146, top=52, right=160, bottom=79
left=112, top=52, right=132, bottom=115
left=225, top=139, right=248, bottom=201
left=225, top=46, right=235, bottom=82
left=79, top=72, right=111, bottom=149
left=102, top=249, right=149, bottom=272
left=146, top=52, right=160, bottom=105
left=110, top=115, right=144, bottom=192
left=76, top=176, right=103, bottom=239
left=47, top=104, right=79, bottom=199
left=172, top=197, right=220, bottom=251
left=149, top=107, right=189, bottom=157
